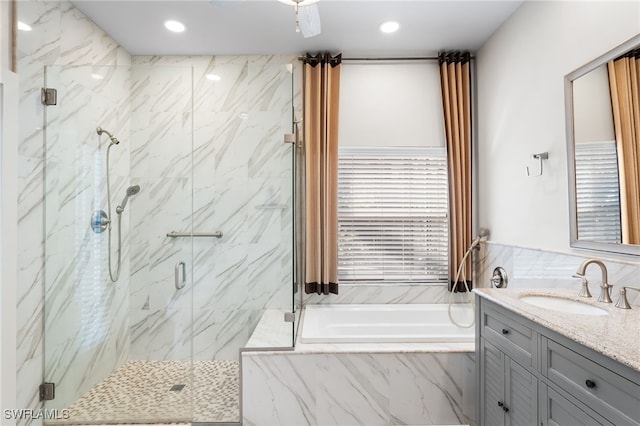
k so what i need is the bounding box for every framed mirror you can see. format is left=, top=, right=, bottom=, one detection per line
left=565, top=34, right=640, bottom=257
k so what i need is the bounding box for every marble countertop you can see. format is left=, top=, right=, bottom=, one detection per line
left=474, top=288, right=640, bottom=372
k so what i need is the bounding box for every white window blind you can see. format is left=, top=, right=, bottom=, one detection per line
left=337, top=146, right=449, bottom=283
left=575, top=141, right=622, bottom=243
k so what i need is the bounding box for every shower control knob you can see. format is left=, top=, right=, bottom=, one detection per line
left=91, top=210, right=110, bottom=234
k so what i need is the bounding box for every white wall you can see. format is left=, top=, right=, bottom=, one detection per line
left=339, top=62, right=444, bottom=147
left=573, top=64, right=615, bottom=144
left=477, top=0, right=639, bottom=252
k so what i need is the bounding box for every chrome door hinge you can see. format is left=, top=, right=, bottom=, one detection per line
left=39, top=382, right=55, bottom=401
left=284, top=312, right=295, bottom=323
left=41, top=88, right=57, bottom=106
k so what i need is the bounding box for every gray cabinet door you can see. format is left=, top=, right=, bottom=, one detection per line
left=481, top=339, right=506, bottom=426
left=506, top=358, right=538, bottom=426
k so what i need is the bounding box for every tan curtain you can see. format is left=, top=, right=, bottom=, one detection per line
left=608, top=51, right=640, bottom=245
left=439, top=51, right=472, bottom=292
left=304, top=53, right=342, bottom=295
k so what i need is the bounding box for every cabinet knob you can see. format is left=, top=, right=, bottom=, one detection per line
left=497, top=401, right=504, bottom=407
left=503, top=406, right=509, bottom=413
left=585, top=379, right=596, bottom=389
left=502, top=329, right=510, bottom=335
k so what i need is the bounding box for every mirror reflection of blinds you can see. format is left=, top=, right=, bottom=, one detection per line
left=575, top=141, right=622, bottom=243
left=337, top=146, right=449, bottom=283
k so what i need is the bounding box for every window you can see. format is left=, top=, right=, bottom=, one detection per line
left=337, top=146, right=449, bottom=283
left=575, top=140, right=622, bottom=243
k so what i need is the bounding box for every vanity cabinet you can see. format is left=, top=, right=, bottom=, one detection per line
left=476, top=296, right=640, bottom=426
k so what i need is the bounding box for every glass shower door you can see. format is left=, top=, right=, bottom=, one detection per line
left=43, top=63, right=195, bottom=424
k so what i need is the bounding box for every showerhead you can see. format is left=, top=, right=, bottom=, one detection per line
left=126, top=185, right=141, bottom=196
left=97, top=126, right=120, bottom=145
left=116, top=185, right=141, bottom=214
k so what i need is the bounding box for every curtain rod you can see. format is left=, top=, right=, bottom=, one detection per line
left=297, top=56, right=475, bottom=62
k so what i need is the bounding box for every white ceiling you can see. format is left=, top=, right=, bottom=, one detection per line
left=70, top=0, right=524, bottom=57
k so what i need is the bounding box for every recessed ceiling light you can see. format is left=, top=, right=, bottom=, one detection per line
left=18, top=21, right=32, bottom=32
left=164, top=20, right=186, bottom=33
left=206, top=73, right=221, bottom=81
left=91, top=73, right=104, bottom=80
left=380, top=21, right=400, bottom=34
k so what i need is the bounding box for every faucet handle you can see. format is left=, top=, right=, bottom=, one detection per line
left=572, top=274, right=592, bottom=298
left=615, top=287, right=640, bottom=309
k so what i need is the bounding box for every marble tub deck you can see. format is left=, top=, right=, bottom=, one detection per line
left=47, top=360, right=239, bottom=425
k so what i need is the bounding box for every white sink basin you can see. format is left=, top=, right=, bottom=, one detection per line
left=519, top=295, right=609, bottom=316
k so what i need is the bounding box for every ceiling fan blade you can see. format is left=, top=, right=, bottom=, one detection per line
left=298, top=3, right=321, bottom=38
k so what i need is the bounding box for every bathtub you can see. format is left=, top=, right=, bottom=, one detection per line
left=300, top=303, right=475, bottom=344
left=245, top=303, right=477, bottom=425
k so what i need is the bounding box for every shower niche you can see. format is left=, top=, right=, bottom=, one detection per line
left=42, top=58, right=296, bottom=424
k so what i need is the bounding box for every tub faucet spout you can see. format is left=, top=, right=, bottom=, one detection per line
left=575, top=259, right=612, bottom=303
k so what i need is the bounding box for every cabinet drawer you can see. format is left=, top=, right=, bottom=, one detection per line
left=482, top=304, right=537, bottom=368
left=543, top=339, right=640, bottom=426
left=541, top=384, right=613, bottom=426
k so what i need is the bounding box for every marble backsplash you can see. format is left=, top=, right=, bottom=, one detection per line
left=476, top=242, right=640, bottom=305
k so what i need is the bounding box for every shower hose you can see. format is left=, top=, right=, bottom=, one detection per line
left=447, top=236, right=482, bottom=328
left=106, top=143, right=123, bottom=282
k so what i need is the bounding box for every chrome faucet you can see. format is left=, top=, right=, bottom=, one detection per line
left=574, top=259, right=613, bottom=303
left=615, top=287, right=640, bottom=309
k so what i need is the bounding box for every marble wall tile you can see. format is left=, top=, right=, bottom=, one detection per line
left=129, top=55, right=295, bottom=362
left=43, top=63, right=132, bottom=409
left=304, top=284, right=450, bottom=305
left=17, top=1, right=133, bottom=419
left=477, top=242, right=640, bottom=301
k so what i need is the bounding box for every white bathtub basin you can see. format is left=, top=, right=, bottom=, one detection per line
left=300, top=304, right=475, bottom=344
left=519, top=295, right=609, bottom=316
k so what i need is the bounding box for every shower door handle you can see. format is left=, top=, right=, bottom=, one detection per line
left=175, top=261, right=186, bottom=290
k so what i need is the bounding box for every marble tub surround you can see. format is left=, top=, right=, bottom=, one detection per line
left=474, top=287, right=640, bottom=371
left=242, top=350, right=475, bottom=426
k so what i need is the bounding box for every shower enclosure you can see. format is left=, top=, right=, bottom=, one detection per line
left=43, top=57, right=296, bottom=424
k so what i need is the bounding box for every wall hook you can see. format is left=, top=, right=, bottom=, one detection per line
left=526, top=152, right=549, bottom=177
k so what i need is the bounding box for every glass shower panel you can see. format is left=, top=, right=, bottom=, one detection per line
left=43, top=63, right=195, bottom=424
left=190, top=56, right=295, bottom=368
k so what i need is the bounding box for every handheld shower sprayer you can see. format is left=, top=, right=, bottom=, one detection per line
left=96, top=127, right=120, bottom=145
left=116, top=185, right=141, bottom=214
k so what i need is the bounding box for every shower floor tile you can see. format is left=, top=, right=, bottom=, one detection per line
left=48, top=360, right=239, bottom=425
